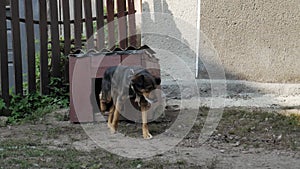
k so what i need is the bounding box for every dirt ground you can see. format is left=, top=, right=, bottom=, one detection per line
left=0, top=105, right=299, bottom=169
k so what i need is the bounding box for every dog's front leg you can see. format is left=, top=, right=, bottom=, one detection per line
left=141, top=105, right=153, bottom=139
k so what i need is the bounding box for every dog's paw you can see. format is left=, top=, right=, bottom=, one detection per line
left=107, top=123, right=116, bottom=134
left=110, top=128, right=116, bottom=134
left=143, top=132, right=153, bottom=139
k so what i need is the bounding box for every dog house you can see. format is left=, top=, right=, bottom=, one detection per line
left=69, top=46, right=163, bottom=123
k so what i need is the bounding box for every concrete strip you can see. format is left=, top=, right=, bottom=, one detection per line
left=162, top=79, right=300, bottom=108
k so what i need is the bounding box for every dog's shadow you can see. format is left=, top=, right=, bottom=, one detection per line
left=116, top=106, right=180, bottom=138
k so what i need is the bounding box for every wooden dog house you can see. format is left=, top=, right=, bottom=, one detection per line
left=69, top=46, right=162, bottom=123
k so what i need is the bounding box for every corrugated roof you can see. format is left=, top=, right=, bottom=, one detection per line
left=69, top=45, right=155, bottom=58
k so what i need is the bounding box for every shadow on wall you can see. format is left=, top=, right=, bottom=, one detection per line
left=142, top=1, right=197, bottom=78
left=141, top=0, right=230, bottom=81
left=140, top=0, right=299, bottom=107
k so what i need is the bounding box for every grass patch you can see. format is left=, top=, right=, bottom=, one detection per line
left=0, top=138, right=197, bottom=169
left=213, top=109, right=300, bottom=150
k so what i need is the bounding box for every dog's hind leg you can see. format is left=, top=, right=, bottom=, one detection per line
left=107, top=105, right=115, bottom=129
left=110, top=110, right=119, bottom=134
left=141, top=105, right=153, bottom=139
left=109, top=98, right=122, bottom=134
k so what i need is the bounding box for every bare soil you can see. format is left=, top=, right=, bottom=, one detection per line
left=0, top=106, right=299, bottom=169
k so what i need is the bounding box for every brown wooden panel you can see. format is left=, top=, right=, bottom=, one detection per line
left=11, top=0, right=23, bottom=95
left=106, top=0, right=115, bottom=50
left=62, top=0, right=71, bottom=83
left=84, top=0, right=94, bottom=49
left=117, top=0, right=127, bottom=49
left=0, top=1, right=9, bottom=108
left=69, top=56, right=94, bottom=122
left=121, top=54, right=141, bottom=66
left=95, top=0, right=104, bottom=50
left=62, top=0, right=71, bottom=55
left=49, top=0, right=61, bottom=78
left=25, top=0, right=36, bottom=93
left=128, top=0, right=137, bottom=47
left=69, top=56, right=76, bottom=122
left=90, top=55, right=121, bottom=78
left=74, top=0, right=83, bottom=49
left=39, top=0, right=49, bottom=94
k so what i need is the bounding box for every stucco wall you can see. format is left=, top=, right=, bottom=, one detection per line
left=201, top=0, right=300, bottom=83
left=142, top=0, right=300, bottom=83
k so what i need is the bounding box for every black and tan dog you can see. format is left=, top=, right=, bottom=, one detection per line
left=99, top=66, right=161, bottom=139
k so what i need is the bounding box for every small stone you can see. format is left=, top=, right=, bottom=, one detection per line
left=277, top=134, right=282, bottom=141
left=0, top=116, right=8, bottom=127
left=137, top=164, right=142, bottom=168
left=233, top=141, right=240, bottom=147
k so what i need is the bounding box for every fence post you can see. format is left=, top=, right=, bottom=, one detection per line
left=106, top=0, right=116, bottom=50
left=24, top=0, right=36, bottom=93
left=128, top=0, right=137, bottom=47
left=49, top=0, right=61, bottom=78
left=84, top=0, right=94, bottom=50
left=74, top=0, right=83, bottom=49
left=11, top=0, right=23, bottom=95
left=95, top=0, right=105, bottom=50
left=39, top=0, right=49, bottom=94
left=117, top=0, right=128, bottom=49
left=0, top=0, right=10, bottom=113
left=62, top=0, right=71, bottom=84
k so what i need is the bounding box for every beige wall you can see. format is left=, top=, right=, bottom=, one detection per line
left=201, top=0, right=300, bottom=83
left=142, top=0, right=300, bottom=83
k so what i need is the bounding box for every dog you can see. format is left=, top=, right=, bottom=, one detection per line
left=99, top=66, right=161, bottom=139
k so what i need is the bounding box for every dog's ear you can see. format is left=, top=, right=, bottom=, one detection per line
left=155, top=77, right=161, bottom=85
left=131, top=74, right=144, bottom=85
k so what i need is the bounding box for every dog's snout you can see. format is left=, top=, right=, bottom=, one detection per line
left=143, top=92, right=158, bottom=104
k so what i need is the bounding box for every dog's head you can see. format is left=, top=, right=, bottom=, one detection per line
left=131, top=70, right=161, bottom=103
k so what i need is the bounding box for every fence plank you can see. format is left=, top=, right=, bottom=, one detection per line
left=49, top=0, right=61, bottom=78
left=106, top=0, right=115, bottom=49
left=128, top=0, right=137, bottom=47
left=117, top=0, right=127, bottom=49
left=24, top=0, right=36, bottom=93
left=11, top=0, right=23, bottom=95
left=39, top=0, right=49, bottom=94
left=62, top=0, right=71, bottom=83
left=74, top=0, right=83, bottom=49
left=0, top=1, right=9, bottom=109
left=95, top=0, right=104, bottom=50
left=84, top=0, right=94, bottom=49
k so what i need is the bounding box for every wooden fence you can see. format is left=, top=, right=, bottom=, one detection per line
left=0, top=0, right=138, bottom=110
